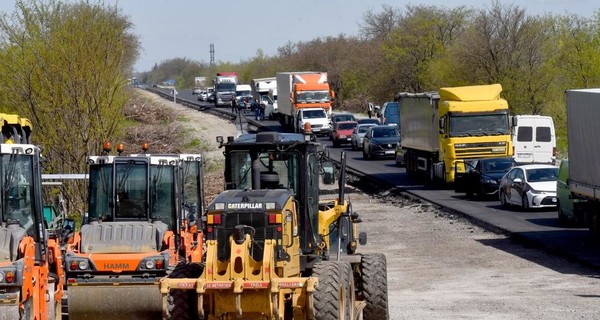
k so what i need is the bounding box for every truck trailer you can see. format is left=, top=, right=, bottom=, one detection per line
left=398, top=84, right=513, bottom=183
left=566, top=88, right=600, bottom=234
left=276, top=72, right=335, bottom=133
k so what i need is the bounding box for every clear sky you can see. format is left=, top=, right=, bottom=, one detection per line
left=0, top=0, right=598, bottom=72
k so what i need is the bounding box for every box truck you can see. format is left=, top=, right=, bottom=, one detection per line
left=398, top=84, right=513, bottom=183
left=566, top=88, right=600, bottom=234
left=276, top=72, right=335, bottom=133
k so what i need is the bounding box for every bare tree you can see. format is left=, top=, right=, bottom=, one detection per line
left=0, top=0, right=140, bottom=215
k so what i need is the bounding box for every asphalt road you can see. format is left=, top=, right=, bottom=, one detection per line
left=164, top=88, right=600, bottom=270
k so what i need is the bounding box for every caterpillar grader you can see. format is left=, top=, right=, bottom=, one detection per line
left=0, top=114, right=64, bottom=319
left=64, top=143, right=205, bottom=319
left=160, top=129, right=389, bottom=319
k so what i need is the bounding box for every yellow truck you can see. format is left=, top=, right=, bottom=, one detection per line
left=398, top=84, right=513, bottom=183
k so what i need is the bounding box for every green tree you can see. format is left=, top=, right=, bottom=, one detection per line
left=0, top=0, right=139, bottom=214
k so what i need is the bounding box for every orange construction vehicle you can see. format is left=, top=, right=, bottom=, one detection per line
left=64, top=143, right=204, bottom=319
left=0, top=115, right=64, bottom=319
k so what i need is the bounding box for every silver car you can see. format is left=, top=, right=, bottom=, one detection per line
left=350, top=123, right=377, bottom=150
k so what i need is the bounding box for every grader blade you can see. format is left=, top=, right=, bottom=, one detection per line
left=67, top=284, right=162, bottom=319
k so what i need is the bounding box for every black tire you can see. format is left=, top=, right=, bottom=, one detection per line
left=359, top=253, right=389, bottom=319
left=500, top=190, right=509, bottom=208
left=165, top=263, right=203, bottom=320
left=363, top=148, right=369, bottom=160
left=313, top=261, right=351, bottom=320
left=521, top=194, right=530, bottom=211
left=333, top=140, right=340, bottom=148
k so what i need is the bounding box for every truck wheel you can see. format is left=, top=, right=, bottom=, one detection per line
left=313, top=261, right=351, bottom=320
left=557, top=201, right=569, bottom=225
left=166, top=263, right=203, bottom=320
left=359, top=253, right=389, bottom=319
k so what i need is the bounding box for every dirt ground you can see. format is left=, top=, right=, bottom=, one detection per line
left=145, top=90, right=600, bottom=320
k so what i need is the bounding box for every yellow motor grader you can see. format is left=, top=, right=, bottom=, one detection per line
left=161, top=130, right=389, bottom=319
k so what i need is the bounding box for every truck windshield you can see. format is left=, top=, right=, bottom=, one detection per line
left=296, top=90, right=330, bottom=103
left=448, top=113, right=510, bottom=137
left=149, top=164, right=175, bottom=228
left=229, top=151, right=300, bottom=193
left=216, top=83, right=236, bottom=92
left=1, top=154, right=35, bottom=233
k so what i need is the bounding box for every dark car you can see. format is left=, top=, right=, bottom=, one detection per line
left=455, top=157, right=516, bottom=198
left=207, top=92, right=216, bottom=102
left=357, top=118, right=381, bottom=125
left=362, top=126, right=400, bottom=160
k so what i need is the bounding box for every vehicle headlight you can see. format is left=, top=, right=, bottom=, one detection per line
left=529, top=188, right=541, bottom=194
left=145, top=260, right=155, bottom=269
left=482, top=179, right=498, bottom=185
left=78, top=260, right=89, bottom=270
left=0, top=271, right=4, bottom=282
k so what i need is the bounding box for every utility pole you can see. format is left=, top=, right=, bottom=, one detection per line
left=210, top=43, right=215, bottom=67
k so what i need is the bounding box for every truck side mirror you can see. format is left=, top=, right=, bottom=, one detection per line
left=439, top=117, right=446, bottom=134
left=511, top=116, right=518, bottom=127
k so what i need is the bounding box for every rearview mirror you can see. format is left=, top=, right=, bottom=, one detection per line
left=322, top=161, right=335, bottom=185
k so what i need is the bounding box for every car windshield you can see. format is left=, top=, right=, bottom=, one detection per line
left=338, top=123, right=357, bottom=130
left=482, top=159, right=515, bottom=173
left=526, top=168, right=558, bottom=182
left=358, top=125, right=374, bottom=134
left=334, top=115, right=355, bottom=122
left=372, top=128, right=398, bottom=138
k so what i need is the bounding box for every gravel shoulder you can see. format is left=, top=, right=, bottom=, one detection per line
left=151, top=91, right=600, bottom=320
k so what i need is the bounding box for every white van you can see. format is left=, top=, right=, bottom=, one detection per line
left=512, top=115, right=556, bottom=164
left=296, top=108, right=330, bottom=136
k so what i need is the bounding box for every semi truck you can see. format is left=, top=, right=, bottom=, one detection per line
left=566, top=88, right=600, bottom=234
left=276, top=72, right=335, bottom=133
left=398, top=84, right=513, bottom=183
left=214, top=72, right=238, bottom=107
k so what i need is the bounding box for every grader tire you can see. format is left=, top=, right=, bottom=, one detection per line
left=313, top=261, right=351, bottom=320
left=360, top=253, right=389, bottom=319
left=166, top=263, right=203, bottom=320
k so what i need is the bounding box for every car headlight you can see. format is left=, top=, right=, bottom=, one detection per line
left=482, top=179, right=498, bottom=185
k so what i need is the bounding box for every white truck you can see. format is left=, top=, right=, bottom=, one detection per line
left=566, top=89, right=600, bottom=234
left=250, top=77, right=277, bottom=119
left=214, top=72, right=238, bottom=107
left=276, top=72, right=334, bottom=133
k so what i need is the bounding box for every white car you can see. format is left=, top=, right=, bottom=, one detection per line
left=499, top=164, right=559, bottom=210
left=197, top=91, right=208, bottom=101
left=350, top=123, right=377, bottom=150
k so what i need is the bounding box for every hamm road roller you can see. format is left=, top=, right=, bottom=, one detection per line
left=64, top=143, right=204, bottom=319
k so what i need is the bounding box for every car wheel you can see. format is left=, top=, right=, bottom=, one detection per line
left=363, top=147, right=369, bottom=160
left=500, top=190, right=509, bottom=208
left=333, top=140, right=339, bottom=148
left=521, top=194, right=530, bottom=211
left=465, top=188, right=473, bottom=198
